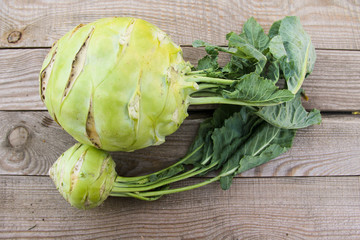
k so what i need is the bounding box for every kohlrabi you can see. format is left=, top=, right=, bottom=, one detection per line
left=45, top=16, right=321, bottom=209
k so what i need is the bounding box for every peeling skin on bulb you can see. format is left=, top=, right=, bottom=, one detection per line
left=171, top=109, right=179, bottom=124
left=128, top=93, right=140, bottom=120
left=86, top=99, right=101, bottom=148
left=68, top=24, right=84, bottom=39
left=167, top=66, right=178, bottom=85
left=62, top=27, right=94, bottom=102
left=83, top=193, right=91, bottom=208
left=40, top=47, right=57, bottom=102
left=98, top=155, right=111, bottom=198
left=70, top=150, right=86, bottom=193
left=155, top=29, right=169, bottom=46
left=119, top=18, right=135, bottom=46
left=127, top=69, right=143, bottom=144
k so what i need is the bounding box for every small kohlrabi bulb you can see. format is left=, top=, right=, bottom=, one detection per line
left=49, top=143, right=117, bottom=209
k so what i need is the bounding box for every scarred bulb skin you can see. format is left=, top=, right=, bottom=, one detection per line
left=40, top=17, right=197, bottom=152
left=49, top=143, right=117, bottom=209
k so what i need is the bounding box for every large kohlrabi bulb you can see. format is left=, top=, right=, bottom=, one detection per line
left=40, top=17, right=197, bottom=151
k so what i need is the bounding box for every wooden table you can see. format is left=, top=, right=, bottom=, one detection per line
left=1, top=0, right=360, bottom=239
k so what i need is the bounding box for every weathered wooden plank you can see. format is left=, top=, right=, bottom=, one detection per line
left=1, top=48, right=360, bottom=111
left=1, top=175, right=360, bottom=239
left=240, top=114, right=360, bottom=177
left=1, top=0, right=360, bottom=49
left=1, top=111, right=359, bottom=178
left=0, top=48, right=43, bottom=110
left=0, top=111, right=197, bottom=176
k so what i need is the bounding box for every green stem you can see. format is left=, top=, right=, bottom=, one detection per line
left=114, top=167, right=199, bottom=188
left=137, top=176, right=221, bottom=197
left=114, top=154, right=213, bottom=189
left=111, top=161, right=217, bottom=193
left=185, top=76, right=235, bottom=85
left=115, top=144, right=203, bottom=184
left=111, top=192, right=162, bottom=201
left=197, top=83, right=221, bottom=90
left=189, top=97, right=280, bottom=106
left=129, top=167, right=238, bottom=198
left=185, top=69, right=212, bottom=75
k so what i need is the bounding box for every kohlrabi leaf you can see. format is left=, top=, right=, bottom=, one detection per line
left=211, top=107, right=261, bottom=168
left=187, top=17, right=317, bottom=191
left=193, top=35, right=268, bottom=76
left=241, top=17, right=270, bottom=52
left=192, top=39, right=208, bottom=48
left=184, top=118, right=214, bottom=165
left=268, top=19, right=281, bottom=38
left=269, top=16, right=316, bottom=94
left=219, top=122, right=296, bottom=189
left=197, top=55, right=219, bottom=70
left=253, top=91, right=322, bottom=129
left=239, top=123, right=295, bottom=156
left=269, top=35, right=287, bottom=59
left=226, top=32, right=267, bottom=74
left=265, top=58, right=281, bottom=82
left=221, top=73, right=294, bottom=105
left=184, top=105, right=241, bottom=166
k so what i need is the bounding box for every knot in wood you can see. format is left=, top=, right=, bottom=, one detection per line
left=7, top=31, right=22, bottom=43
left=8, top=126, right=29, bottom=148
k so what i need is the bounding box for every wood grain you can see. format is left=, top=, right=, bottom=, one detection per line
left=1, top=175, right=360, bottom=239
left=1, top=111, right=359, bottom=178
left=1, top=1, right=359, bottom=238
left=1, top=48, right=360, bottom=111
left=1, top=0, right=360, bottom=49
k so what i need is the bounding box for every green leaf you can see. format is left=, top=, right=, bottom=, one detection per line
left=211, top=105, right=239, bottom=127
left=184, top=105, right=241, bottom=166
left=268, top=20, right=281, bottom=38
left=269, top=16, right=316, bottom=94
left=221, top=56, right=247, bottom=79
left=226, top=32, right=267, bottom=74
left=193, top=32, right=268, bottom=76
left=220, top=123, right=296, bottom=189
left=265, top=59, right=281, bottom=82
left=221, top=73, right=294, bottom=105
left=269, top=35, right=287, bottom=59
left=197, top=55, right=219, bottom=70
left=211, top=107, right=261, bottom=168
left=239, top=123, right=295, bottom=156
left=192, top=39, right=207, bottom=48
left=184, top=118, right=213, bottom=165
left=241, top=17, right=270, bottom=52
left=254, top=91, right=322, bottom=129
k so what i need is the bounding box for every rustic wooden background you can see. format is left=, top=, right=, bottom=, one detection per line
left=1, top=0, right=360, bottom=239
